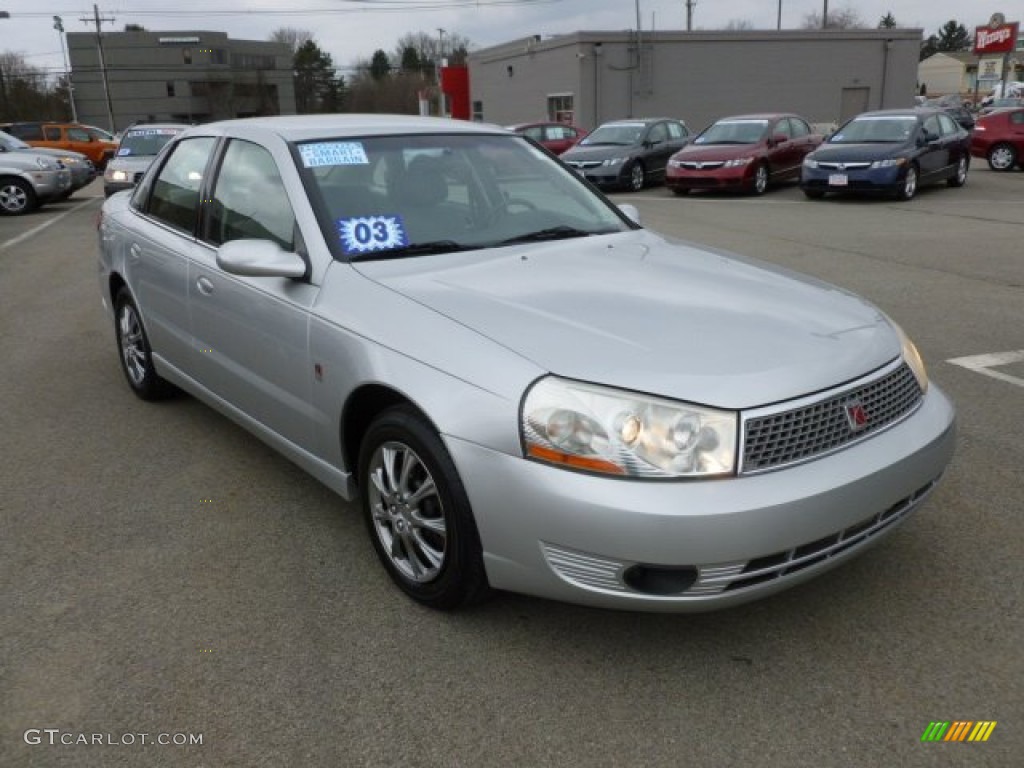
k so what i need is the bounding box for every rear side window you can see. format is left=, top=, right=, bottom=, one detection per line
left=67, top=127, right=91, bottom=142
left=44, top=126, right=63, bottom=140
left=667, top=121, right=688, bottom=139
left=145, top=137, right=216, bottom=234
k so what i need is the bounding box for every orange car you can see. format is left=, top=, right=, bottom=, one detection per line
left=1, top=122, right=118, bottom=169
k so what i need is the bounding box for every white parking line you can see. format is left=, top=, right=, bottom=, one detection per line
left=947, top=350, right=1024, bottom=389
left=1, top=196, right=101, bottom=251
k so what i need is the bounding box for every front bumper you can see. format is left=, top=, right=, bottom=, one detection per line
left=33, top=168, right=73, bottom=201
left=565, top=164, right=630, bottom=190
left=666, top=164, right=751, bottom=191
left=800, top=165, right=903, bottom=195
left=448, top=383, right=955, bottom=612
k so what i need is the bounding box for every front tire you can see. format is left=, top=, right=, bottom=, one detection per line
left=751, top=163, right=769, bottom=195
left=114, top=289, right=177, bottom=400
left=987, top=143, right=1017, bottom=172
left=628, top=162, right=645, bottom=192
left=359, top=406, right=489, bottom=610
left=0, top=177, right=37, bottom=216
left=896, top=164, right=918, bottom=200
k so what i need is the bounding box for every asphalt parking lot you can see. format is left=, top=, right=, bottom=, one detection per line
left=2, top=166, right=1021, bottom=767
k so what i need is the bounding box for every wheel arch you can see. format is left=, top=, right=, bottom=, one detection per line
left=341, top=384, right=440, bottom=488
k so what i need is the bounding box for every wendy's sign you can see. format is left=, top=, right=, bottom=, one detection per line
left=974, top=17, right=1019, bottom=55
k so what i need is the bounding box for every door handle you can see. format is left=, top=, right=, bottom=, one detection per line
left=128, top=243, right=141, bottom=262
left=196, top=276, right=215, bottom=295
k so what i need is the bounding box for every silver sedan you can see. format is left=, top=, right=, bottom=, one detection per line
left=97, top=115, right=955, bottom=611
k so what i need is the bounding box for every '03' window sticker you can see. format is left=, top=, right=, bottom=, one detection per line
left=337, top=215, right=408, bottom=256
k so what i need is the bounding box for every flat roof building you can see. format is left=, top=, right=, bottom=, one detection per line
left=67, top=30, right=296, bottom=132
left=469, top=29, right=923, bottom=133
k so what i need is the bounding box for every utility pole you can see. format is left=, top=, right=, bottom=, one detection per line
left=53, top=16, right=78, bottom=121
left=822, top=1, right=829, bottom=29
left=436, top=28, right=446, bottom=117
left=81, top=4, right=116, bottom=132
left=685, top=0, right=696, bottom=32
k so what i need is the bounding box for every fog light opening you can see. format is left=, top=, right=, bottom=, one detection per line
left=622, top=564, right=698, bottom=595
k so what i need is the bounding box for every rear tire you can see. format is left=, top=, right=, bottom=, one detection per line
left=359, top=406, right=489, bottom=610
left=113, top=288, right=178, bottom=401
left=987, top=143, right=1017, bottom=172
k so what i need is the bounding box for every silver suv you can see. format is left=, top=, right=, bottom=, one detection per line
left=0, top=141, right=72, bottom=215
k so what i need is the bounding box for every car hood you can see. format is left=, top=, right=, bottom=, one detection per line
left=107, top=156, right=158, bottom=172
left=17, top=146, right=90, bottom=163
left=355, top=231, right=898, bottom=409
left=811, top=142, right=909, bottom=161
left=562, top=143, right=640, bottom=162
left=671, top=143, right=764, bottom=161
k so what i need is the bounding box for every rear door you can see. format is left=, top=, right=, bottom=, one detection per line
left=122, top=136, right=218, bottom=374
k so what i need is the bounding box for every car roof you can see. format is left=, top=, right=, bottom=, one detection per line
left=123, top=122, right=191, bottom=133
left=188, top=114, right=508, bottom=143
left=713, top=113, right=797, bottom=121
left=850, top=108, right=936, bottom=120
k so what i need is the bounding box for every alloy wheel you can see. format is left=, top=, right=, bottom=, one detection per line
left=0, top=182, right=30, bottom=214
left=367, top=441, right=448, bottom=583
left=988, top=144, right=1016, bottom=171
left=118, top=302, right=148, bottom=386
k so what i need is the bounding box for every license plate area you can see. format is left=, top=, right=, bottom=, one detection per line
left=828, top=173, right=849, bottom=186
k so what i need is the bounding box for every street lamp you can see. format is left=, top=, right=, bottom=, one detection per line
left=53, top=16, right=78, bottom=121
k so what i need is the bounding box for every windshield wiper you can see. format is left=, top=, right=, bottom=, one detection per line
left=348, top=240, right=470, bottom=261
left=496, top=226, right=608, bottom=246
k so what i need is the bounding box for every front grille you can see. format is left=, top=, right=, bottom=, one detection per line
left=675, top=161, right=725, bottom=170
left=817, top=161, right=871, bottom=170
left=742, top=362, right=922, bottom=473
left=566, top=160, right=602, bottom=170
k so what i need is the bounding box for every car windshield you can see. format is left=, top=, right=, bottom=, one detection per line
left=829, top=116, right=917, bottom=144
left=117, top=128, right=183, bottom=157
left=693, top=119, right=769, bottom=145
left=579, top=123, right=645, bottom=146
left=299, top=133, right=631, bottom=262
left=86, top=126, right=115, bottom=141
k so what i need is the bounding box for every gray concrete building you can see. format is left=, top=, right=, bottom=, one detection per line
left=469, top=29, right=922, bottom=133
left=67, top=30, right=296, bottom=133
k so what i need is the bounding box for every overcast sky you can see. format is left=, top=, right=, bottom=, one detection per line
left=0, top=0, right=1003, bottom=78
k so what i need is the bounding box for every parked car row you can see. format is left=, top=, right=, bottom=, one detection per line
left=545, top=106, right=981, bottom=202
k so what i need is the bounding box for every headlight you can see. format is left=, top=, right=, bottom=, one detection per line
left=34, top=157, right=56, bottom=170
left=803, top=157, right=819, bottom=169
left=521, top=376, right=737, bottom=478
left=724, top=157, right=754, bottom=167
left=601, top=157, right=625, bottom=167
left=105, top=169, right=129, bottom=182
left=895, top=325, right=928, bottom=393
left=57, top=156, right=80, bottom=166
left=870, top=158, right=906, bottom=169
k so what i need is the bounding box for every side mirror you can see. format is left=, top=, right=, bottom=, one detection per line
left=217, top=239, right=306, bottom=278
left=618, top=203, right=641, bottom=226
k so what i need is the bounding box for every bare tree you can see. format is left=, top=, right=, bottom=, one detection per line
left=801, top=8, right=867, bottom=29
left=269, top=27, right=314, bottom=57
left=724, top=19, right=755, bottom=31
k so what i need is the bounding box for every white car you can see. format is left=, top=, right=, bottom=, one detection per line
left=0, top=141, right=72, bottom=215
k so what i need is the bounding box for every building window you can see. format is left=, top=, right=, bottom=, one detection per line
left=212, top=48, right=227, bottom=65
left=547, top=94, right=574, bottom=124
left=472, top=100, right=483, bottom=122
left=183, top=48, right=192, bottom=65
left=166, top=81, right=176, bottom=97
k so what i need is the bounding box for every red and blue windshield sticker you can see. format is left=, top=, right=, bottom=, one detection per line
left=337, top=215, right=408, bottom=256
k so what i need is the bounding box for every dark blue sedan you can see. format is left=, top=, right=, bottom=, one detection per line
left=800, top=108, right=970, bottom=200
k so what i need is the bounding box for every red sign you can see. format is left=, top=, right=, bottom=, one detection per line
left=974, top=22, right=1019, bottom=54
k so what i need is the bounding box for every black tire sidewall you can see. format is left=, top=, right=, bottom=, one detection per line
left=113, top=288, right=174, bottom=400
left=358, top=406, right=487, bottom=610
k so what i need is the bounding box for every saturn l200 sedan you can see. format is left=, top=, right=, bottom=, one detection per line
left=97, top=115, right=956, bottom=612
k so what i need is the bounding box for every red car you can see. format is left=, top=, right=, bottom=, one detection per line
left=506, top=122, right=588, bottom=155
left=665, top=113, right=822, bottom=195
left=970, top=107, right=1024, bottom=171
